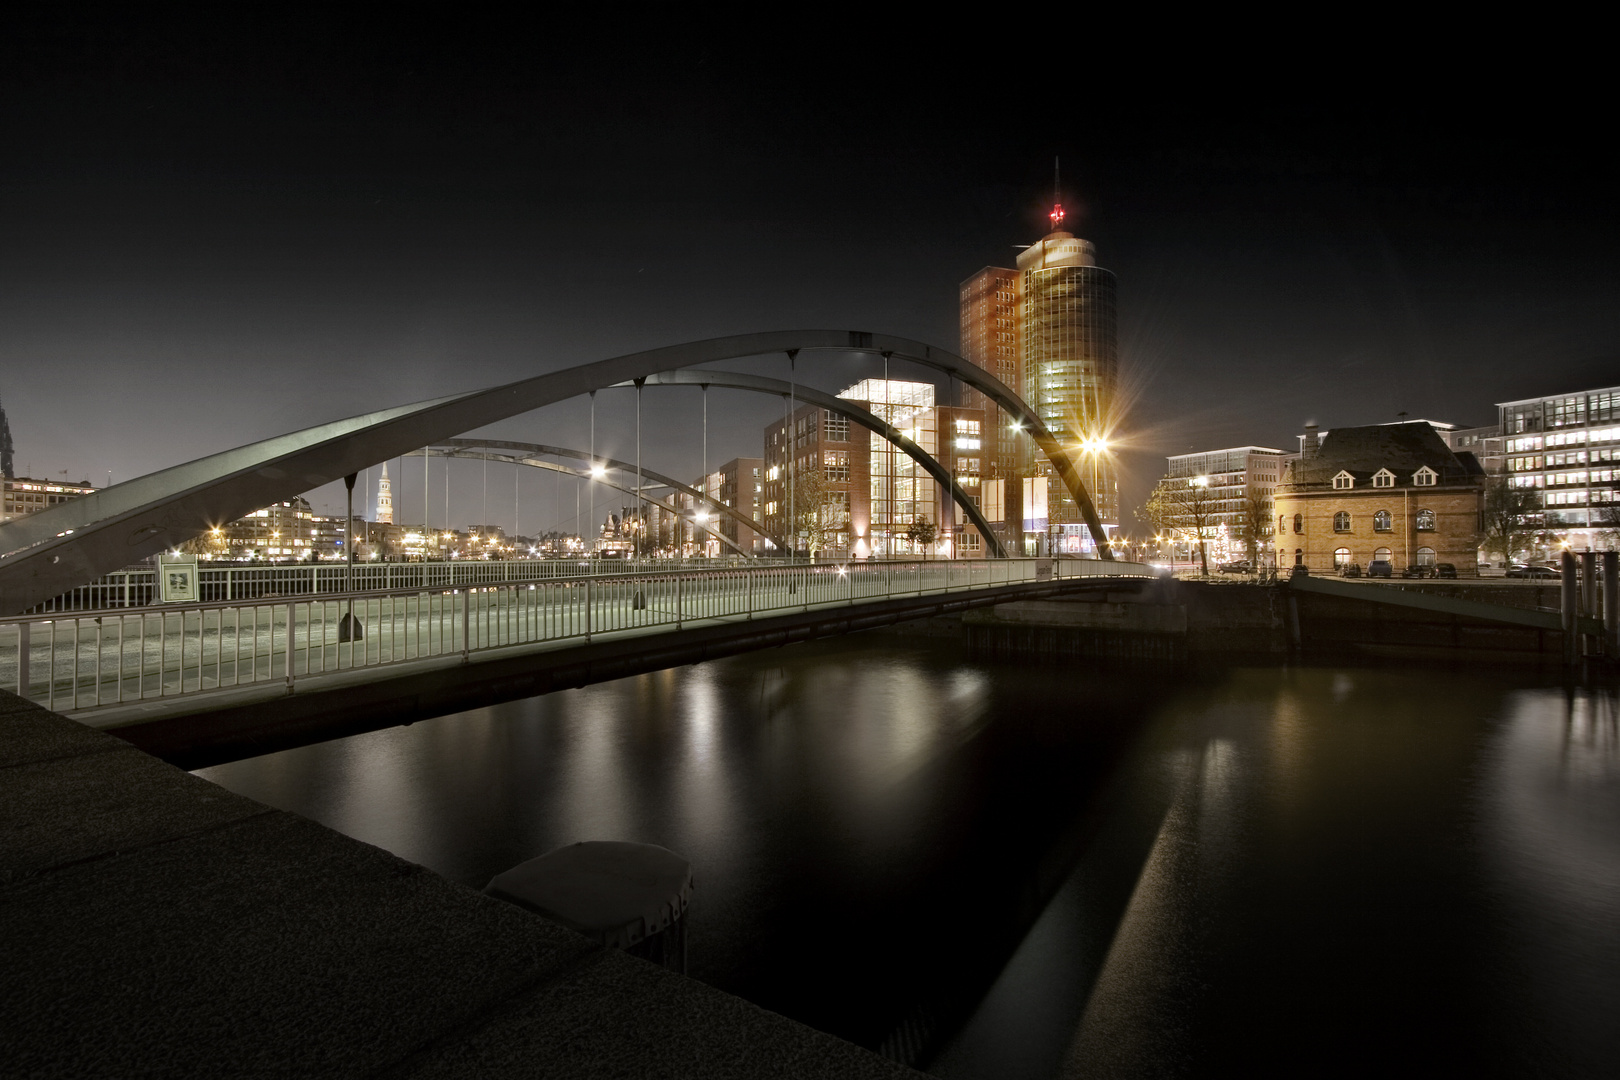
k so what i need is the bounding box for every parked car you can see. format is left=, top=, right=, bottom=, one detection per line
left=1289, top=564, right=1310, bottom=580
left=1401, top=563, right=1429, bottom=579
left=1507, top=563, right=1561, bottom=579
left=1367, top=559, right=1393, bottom=578
left=1340, top=562, right=1361, bottom=578
left=1218, top=560, right=1253, bottom=574
left=1434, top=563, right=1458, bottom=579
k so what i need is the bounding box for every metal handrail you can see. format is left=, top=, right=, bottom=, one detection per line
left=1, top=558, right=1149, bottom=714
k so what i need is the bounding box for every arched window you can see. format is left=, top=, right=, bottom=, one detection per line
left=1333, top=511, right=1351, bottom=532
left=1334, top=547, right=1352, bottom=568
left=1415, top=509, right=1435, bottom=531
left=1374, top=510, right=1392, bottom=532
left=1279, top=514, right=1286, bottom=536
left=1294, top=548, right=1303, bottom=565
left=1415, top=546, right=1436, bottom=566
left=1293, top=513, right=1303, bottom=534
left=1374, top=547, right=1392, bottom=562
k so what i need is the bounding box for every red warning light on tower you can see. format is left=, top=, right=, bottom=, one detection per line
left=1049, top=203, right=1065, bottom=229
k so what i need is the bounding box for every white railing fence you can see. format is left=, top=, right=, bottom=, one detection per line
left=1, top=558, right=1146, bottom=714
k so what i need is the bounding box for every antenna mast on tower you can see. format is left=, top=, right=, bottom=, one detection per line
left=1049, top=156, right=1065, bottom=231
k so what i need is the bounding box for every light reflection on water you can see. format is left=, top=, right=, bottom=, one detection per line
left=198, top=645, right=1620, bottom=1076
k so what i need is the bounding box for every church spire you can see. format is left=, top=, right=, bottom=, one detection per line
left=376, top=461, right=393, bottom=524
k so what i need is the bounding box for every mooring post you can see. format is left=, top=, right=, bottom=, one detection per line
left=1604, top=551, right=1619, bottom=659
left=1560, top=550, right=1578, bottom=667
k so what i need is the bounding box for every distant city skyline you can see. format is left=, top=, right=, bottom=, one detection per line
left=3, top=15, right=1615, bottom=539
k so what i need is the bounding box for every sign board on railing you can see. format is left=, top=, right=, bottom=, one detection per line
left=158, top=555, right=200, bottom=603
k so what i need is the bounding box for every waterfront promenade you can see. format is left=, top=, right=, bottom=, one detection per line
left=0, top=687, right=922, bottom=1078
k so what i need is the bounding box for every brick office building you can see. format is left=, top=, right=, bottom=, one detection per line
left=1273, top=422, right=1484, bottom=574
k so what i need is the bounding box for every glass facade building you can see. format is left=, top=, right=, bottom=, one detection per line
left=1015, top=231, right=1119, bottom=536
left=1497, top=385, right=1620, bottom=543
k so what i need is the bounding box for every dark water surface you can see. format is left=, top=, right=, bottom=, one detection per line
left=199, top=637, right=1620, bottom=1077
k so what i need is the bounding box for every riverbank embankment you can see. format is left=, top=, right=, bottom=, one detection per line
left=0, top=688, right=923, bottom=1078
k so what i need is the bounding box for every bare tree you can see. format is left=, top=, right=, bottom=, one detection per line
left=1481, top=471, right=1540, bottom=565
left=789, top=465, right=842, bottom=559
left=1144, top=475, right=1215, bottom=575
left=1240, top=489, right=1273, bottom=567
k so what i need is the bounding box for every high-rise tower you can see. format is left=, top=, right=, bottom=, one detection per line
left=959, top=191, right=1120, bottom=553
left=1015, top=212, right=1118, bottom=544
left=376, top=461, right=393, bottom=524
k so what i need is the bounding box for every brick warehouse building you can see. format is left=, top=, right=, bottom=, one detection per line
left=1274, top=422, right=1485, bottom=575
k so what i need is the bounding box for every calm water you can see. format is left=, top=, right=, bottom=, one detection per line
left=199, top=637, right=1620, bottom=1077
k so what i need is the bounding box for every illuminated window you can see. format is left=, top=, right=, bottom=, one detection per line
left=1334, top=547, right=1352, bottom=568
left=1374, top=547, right=1392, bottom=562
left=1374, top=510, right=1392, bottom=532
left=1415, top=547, right=1436, bottom=566
left=1334, top=512, right=1351, bottom=532
left=1415, top=509, right=1435, bottom=531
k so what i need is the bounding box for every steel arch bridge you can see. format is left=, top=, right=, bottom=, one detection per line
left=0, top=331, right=1109, bottom=615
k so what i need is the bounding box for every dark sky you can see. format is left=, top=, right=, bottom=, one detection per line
left=4, top=14, right=1616, bottom=535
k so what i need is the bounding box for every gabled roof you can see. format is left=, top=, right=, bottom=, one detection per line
left=1286, top=422, right=1478, bottom=488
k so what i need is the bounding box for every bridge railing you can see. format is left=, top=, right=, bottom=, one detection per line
left=0, top=557, right=1148, bottom=714
left=23, top=556, right=808, bottom=614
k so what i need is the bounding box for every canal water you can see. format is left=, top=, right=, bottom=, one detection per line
left=198, top=635, right=1620, bottom=1078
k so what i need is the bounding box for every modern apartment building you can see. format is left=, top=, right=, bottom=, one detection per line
left=1151, top=446, right=1288, bottom=563
left=1496, top=385, right=1620, bottom=547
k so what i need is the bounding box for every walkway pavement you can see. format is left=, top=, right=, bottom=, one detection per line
left=0, top=689, right=923, bottom=1078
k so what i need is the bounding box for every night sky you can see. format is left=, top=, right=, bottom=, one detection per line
left=4, top=15, right=1616, bottom=536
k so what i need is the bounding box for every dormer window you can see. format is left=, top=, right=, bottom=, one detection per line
left=1413, top=466, right=1437, bottom=487
left=1372, top=469, right=1395, bottom=488
left=1332, top=471, right=1355, bottom=490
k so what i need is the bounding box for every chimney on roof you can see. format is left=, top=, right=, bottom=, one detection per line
left=1302, top=424, right=1320, bottom=457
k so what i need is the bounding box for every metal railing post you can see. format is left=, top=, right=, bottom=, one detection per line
left=746, top=568, right=753, bottom=620
left=461, top=589, right=471, bottom=660
left=585, top=579, right=593, bottom=641
left=676, top=574, right=683, bottom=630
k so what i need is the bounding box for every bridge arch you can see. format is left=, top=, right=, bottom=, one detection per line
left=0, top=330, right=1096, bottom=614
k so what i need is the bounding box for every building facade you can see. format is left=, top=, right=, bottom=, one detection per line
left=1273, top=422, right=1484, bottom=574
left=763, top=399, right=869, bottom=558
left=690, top=457, right=764, bottom=555
left=1496, top=385, right=1620, bottom=548
left=1151, top=446, right=1287, bottom=565
left=1, top=476, right=97, bottom=524
left=959, top=208, right=1121, bottom=555
left=1016, top=228, right=1119, bottom=543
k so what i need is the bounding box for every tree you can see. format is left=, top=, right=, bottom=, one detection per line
left=904, top=517, right=938, bottom=556
left=1240, top=489, right=1274, bottom=567
left=1481, top=472, right=1539, bottom=565
left=1144, top=475, right=1215, bottom=575
left=1591, top=501, right=1620, bottom=550
left=787, top=464, right=841, bottom=559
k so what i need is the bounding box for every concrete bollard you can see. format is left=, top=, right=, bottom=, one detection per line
left=1581, top=551, right=1597, bottom=620
left=1560, top=551, right=1578, bottom=666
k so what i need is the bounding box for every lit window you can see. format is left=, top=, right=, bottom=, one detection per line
left=1415, top=509, right=1435, bottom=531
left=1415, top=547, right=1436, bottom=566
left=1374, top=510, right=1392, bottom=532
left=1334, top=547, right=1352, bottom=568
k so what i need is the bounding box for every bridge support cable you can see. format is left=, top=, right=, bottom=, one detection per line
left=430, top=440, right=788, bottom=555
left=427, top=450, right=752, bottom=558
left=787, top=350, right=798, bottom=561
left=630, top=371, right=1006, bottom=558
left=1, top=330, right=1080, bottom=613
